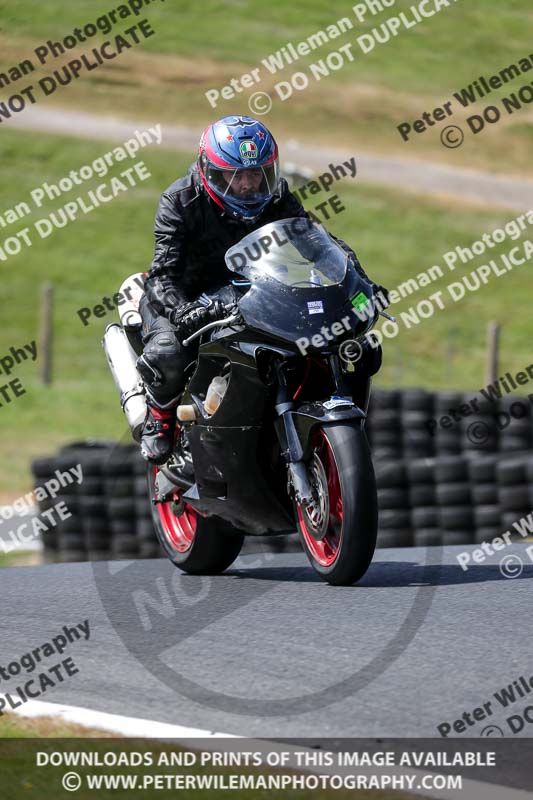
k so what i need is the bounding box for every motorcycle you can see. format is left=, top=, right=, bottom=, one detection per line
left=103, top=217, right=385, bottom=585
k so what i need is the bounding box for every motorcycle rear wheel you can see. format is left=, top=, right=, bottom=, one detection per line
left=295, top=424, right=377, bottom=585
left=148, top=465, right=244, bottom=574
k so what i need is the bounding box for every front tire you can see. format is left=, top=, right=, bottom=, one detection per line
left=295, top=424, right=377, bottom=585
left=148, top=466, right=244, bottom=574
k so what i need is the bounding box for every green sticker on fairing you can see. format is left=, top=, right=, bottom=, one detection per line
left=351, top=291, right=370, bottom=311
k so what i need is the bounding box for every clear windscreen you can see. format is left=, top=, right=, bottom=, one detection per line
left=225, top=218, right=348, bottom=287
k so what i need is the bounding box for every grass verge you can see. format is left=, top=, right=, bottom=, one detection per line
left=0, top=716, right=421, bottom=800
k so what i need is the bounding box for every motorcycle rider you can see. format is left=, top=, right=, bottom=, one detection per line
left=138, top=114, right=388, bottom=464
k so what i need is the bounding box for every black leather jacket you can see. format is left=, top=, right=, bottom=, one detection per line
left=145, top=163, right=371, bottom=319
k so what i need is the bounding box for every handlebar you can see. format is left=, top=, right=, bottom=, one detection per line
left=181, top=306, right=241, bottom=347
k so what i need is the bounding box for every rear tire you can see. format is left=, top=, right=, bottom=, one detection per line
left=295, top=424, right=377, bottom=585
left=147, top=465, right=244, bottom=574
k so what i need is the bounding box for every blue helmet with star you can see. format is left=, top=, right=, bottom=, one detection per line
left=198, top=115, right=280, bottom=221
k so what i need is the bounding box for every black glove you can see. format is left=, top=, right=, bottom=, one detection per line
left=372, top=284, right=390, bottom=310
left=171, top=301, right=204, bottom=327
left=172, top=301, right=226, bottom=340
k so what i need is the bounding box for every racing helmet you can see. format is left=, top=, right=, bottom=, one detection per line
left=198, top=115, right=280, bottom=221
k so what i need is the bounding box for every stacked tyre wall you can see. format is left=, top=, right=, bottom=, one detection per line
left=30, top=388, right=533, bottom=560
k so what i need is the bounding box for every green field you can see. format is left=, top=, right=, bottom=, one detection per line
left=0, top=127, right=530, bottom=494
left=0, top=1, right=532, bottom=173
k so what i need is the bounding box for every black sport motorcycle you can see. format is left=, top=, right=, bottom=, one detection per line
left=104, top=218, right=385, bottom=585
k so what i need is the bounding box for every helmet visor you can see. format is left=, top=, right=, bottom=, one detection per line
left=203, top=159, right=280, bottom=208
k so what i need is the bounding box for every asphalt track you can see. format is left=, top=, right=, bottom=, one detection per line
left=10, top=107, right=533, bottom=210
left=2, top=542, right=533, bottom=744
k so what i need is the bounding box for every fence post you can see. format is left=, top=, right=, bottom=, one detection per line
left=39, top=282, right=54, bottom=385
left=486, top=321, right=500, bottom=386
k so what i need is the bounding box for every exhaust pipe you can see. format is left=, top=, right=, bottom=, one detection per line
left=103, top=323, right=147, bottom=441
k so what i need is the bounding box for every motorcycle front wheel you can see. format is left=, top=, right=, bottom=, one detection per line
left=148, top=465, right=244, bottom=574
left=295, top=424, right=377, bottom=585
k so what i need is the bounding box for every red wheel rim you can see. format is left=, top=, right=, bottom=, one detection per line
left=154, top=467, right=197, bottom=553
left=297, top=430, right=343, bottom=567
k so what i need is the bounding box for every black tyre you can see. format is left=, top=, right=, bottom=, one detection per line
left=406, top=457, right=435, bottom=484
left=59, top=550, right=87, bottom=563
left=371, top=447, right=403, bottom=461
left=378, top=509, right=411, bottom=529
left=474, top=527, right=500, bottom=544
left=400, top=389, right=434, bottom=412
left=367, top=409, right=401, bottom=428
left=436, top=483, right=471, bottom=506
left=499, top=436, right=532, bottom=452
left=148, top=465, right=244, bottom=574
left=378, top=487, right=410, bottom=509
left=375, top=462, right=407, bottom=488
left=435, top=435, right=462, bottom=456
left=136, top=518, right=157, bottom=542
left=371, top=431, right=402, bottom=448
left=87, top=549, right=111, bottom=561
left=79, top=495, right=105, bottom=515
left=134, top=475, right=149, bottom=496
left=409, top=484, right=436, bottom=506
left=439, top=506, right=474, bottom=529
left=31, top=456, right=59, bottom=478
left=109, top=518, right=136, bottom=536
left=376, top=529, right=413, bottom=548
left=105, top=477, right=133, bottom=499
left=434, top=392, right=462, bottom=413
left=414, top=529, right=442, bottom=547
left=468, top=456, right=498, bottom=483
left=434, top=456, right=469, bottom=483
left=112, top=534, right=139, bottom=558
left=497, top=457, right=528, bottom=485
left=474, top=505, right=501, bottom=528
left=295, top=424, right=377, bottom=585
left=80, top=477, right=105, bottom=495
left=107, top=497, right=134, bottom=519
left=412, top=506, right=439, bottom=528
left=441, top=531, right=473, bottom=545
left=138, top=541, right=162, bottom=559
left=498, top=485, right=530, bottom=511
left=369, top=389, right=401, bottom=410
left=471, top=483, right=497, bottom=505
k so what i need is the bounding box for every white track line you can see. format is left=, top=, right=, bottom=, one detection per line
left=11, top=698, right=237, bottom=738
left=9, top=699, right=532, bottom=800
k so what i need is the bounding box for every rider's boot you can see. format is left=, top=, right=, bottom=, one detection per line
left=140, top=403, right=176, bottom=465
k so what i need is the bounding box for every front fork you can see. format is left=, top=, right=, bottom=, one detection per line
left=274, top=356, right=352, bottom=506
